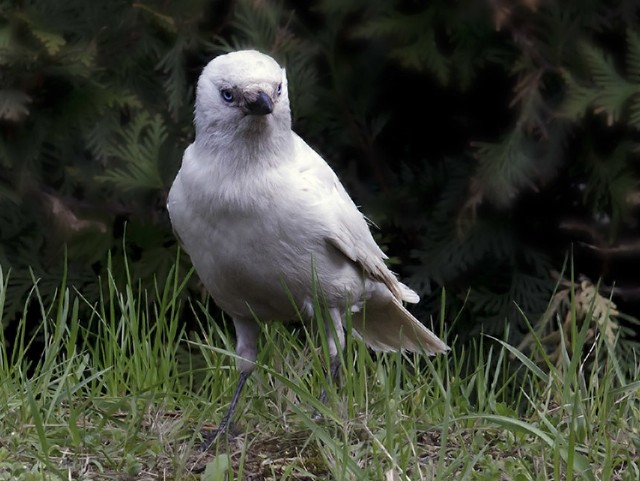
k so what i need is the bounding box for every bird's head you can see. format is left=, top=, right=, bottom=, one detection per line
left=194, top=50, right=291, bottom=141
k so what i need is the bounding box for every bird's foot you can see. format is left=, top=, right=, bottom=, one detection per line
left=199, top=428, right=223, bottom=451
left=199, top=423, right=238, bottom=451
left=200, top=371, right=251, bottom=451
left=315, top=356, right=341, bottom=414
left=312, top=382, right=335, bottom=419
left=312, top=356, right=342, bottom=419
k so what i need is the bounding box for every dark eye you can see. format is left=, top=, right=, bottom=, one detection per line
left=276, top=83, right=282, bottom=96
left=220, top=89, right=234, bottom=102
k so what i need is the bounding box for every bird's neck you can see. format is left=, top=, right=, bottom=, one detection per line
left=194, top=118, right=294, bottom=170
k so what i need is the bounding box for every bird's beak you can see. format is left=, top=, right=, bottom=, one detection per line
left=244, top=91, right=273, bottom=116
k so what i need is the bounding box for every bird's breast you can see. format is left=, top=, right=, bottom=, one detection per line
left=169, top=157, right=368, bottom=322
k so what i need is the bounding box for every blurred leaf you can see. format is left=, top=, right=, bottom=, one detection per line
left=0, top=89, right=31, bottom=121
left=31, top=29, right=65, bottom=55
left=97, top=112, right=167, bottom=192
left=201, top=454, right=230, bottom=481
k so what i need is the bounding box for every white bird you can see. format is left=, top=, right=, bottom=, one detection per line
left=167, top=49, right=448, bottom=442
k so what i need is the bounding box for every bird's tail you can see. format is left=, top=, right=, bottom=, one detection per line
left=350, top=296, right=449, bottom=355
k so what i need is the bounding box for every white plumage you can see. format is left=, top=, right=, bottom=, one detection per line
left=167, top=50, right=448, bottom=438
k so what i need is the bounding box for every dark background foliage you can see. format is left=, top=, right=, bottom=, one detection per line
left=1, top=0, right=639, bottom=346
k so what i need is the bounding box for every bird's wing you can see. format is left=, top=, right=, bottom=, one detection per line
left=290, top=134, right=418, bottom=303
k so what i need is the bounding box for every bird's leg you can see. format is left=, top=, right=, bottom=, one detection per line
left=318, top=308, right=345, bottom=406
left=201, top=318, right=259, bottom=450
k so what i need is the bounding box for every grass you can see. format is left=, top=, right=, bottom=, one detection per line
left=0, top=260, right=638, bottom=480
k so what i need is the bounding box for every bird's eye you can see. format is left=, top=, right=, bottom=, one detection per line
left=276, top=83, right=282, bottom=96
left=220, top=89, right=234, bottom=102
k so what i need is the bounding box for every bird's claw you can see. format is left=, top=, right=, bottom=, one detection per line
left=199, top=424, right=235, bottom=451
